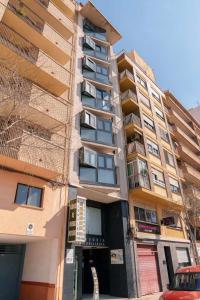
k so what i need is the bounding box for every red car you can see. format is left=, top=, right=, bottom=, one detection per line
left=160, top=265, right=200, bottom=300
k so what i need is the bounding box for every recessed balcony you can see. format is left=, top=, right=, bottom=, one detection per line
left=0, top=24, right=70, bottom=95
left=0, top=129, right=65, bottom=179
left=121, top=89, right=138, bottom=115
left=178, top=143, right=200, bottom=169
left=119, top=69, right=135, bottom=92
left=173, top=124, right=200, bottom=153
left=182, top=163, right=200, bottom=185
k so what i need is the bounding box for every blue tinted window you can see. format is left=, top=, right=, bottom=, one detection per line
left=15, top=184, right=42, bottom=207
left=15, top=184, right=28, bottom=205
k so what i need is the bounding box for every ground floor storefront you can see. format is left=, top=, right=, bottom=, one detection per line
left=62, top=187, right=137, bottom=300
left=133, top=239, right=192, bottom=298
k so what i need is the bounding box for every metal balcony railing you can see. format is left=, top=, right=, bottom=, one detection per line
left=124, top=113, right=141, bottom=128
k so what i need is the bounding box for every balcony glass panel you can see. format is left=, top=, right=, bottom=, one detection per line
left=83, top=48, right=108, bottom=61
left=81, top=128, right=113, bottom=145
left=83, top=19, right=107, bottom=41
left=82, top=69, right=110, bottom=85
left=80, top=167, right=96, bottom=182
left=98, top=169, right=115, bottom=184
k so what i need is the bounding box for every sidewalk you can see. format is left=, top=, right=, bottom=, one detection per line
left=83, top=292, right=162, bottom=300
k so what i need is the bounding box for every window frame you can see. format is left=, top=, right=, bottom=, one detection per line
left=15, top=183, right=43, bottom=208
left=136, top=73, right=148, bottom=90
left=164, top=149, right=175, bottom=167
left=152, top=168, right=166, bottom=188
left=147, top=139, right=160, bottom=157
left=143, top=114, right=155, bottom=131
left=134, top=206, right=158, bottom=224
left=151, top=88, right=161, bottom=102
left=155, top=106, right=165, bottom=120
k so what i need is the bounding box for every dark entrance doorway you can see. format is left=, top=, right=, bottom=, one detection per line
left=164, top=246, right=174, bottom=285
left=82, top=248, right=110, bottom=295
left=0, top=244, right=25, bottom=300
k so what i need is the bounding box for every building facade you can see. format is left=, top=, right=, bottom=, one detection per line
left=164, top=92, right=200, bottom=263
left=0, top=0, right=76, bottom=299
left=62, top=2, right=137, bottom=299
left=117, top=51, right=192, bottom=297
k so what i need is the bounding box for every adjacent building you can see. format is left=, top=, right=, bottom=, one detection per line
left=0, top=0, right=76, bottom=299
left=117, top=51, right=192, bottom=297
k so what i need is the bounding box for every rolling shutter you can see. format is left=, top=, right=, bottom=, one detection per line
left=137, top=245, right=160, bottom=296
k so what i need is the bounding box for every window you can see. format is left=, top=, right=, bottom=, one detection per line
left=152, top=168, right=165, bottom=187
left=86, top=206, right=102, bottom=235
left=127, top=159, right=150, bottom=189
left=80, top=147, right=97, bottom=167
left=81, top=110, right=96, bottom=129
left=143, top=115, right=155, bottom=131
left=147, top=139, right=160, bottom=156
left=82, top=80, right=96, bottom=98
left=170, top=272, right=199, bottom=291
left=151, top=88, right=161, bottom=102
left=15, top=183, right=43, bottom=207
left=164, top=150, right=174, bottom=166
left=169, top=177, right=180, bottom=193
left=96, top=89, right=111, bottom=111
left=155, top=106, right=164, bottom=120
left=80, top=149, right=115, bottom=185
left=162, top=210, right=181, bottom=228
left=160, top=127, right=169, bottom=142
left=139, top=93, right=151, bottom=108
left=136, top=74, right=148, bottom=90
left=96, top=65, right=108, bottom=76
left=134, top=206, right=158, bottom=224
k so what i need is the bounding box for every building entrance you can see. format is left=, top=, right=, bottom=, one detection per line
left=82, top=248, right=110, bottom=296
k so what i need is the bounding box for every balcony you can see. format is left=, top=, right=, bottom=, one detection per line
left=21, top=0, right=75, bottom=40
left=178, top=143, right=200, bottom=169
left=173, top=125, right=200, bottom=153
left=124, top=113, right=142, bottom=137
left=0, top=129, right=65, bottom=179
left=0, top=75, right=70, bottom=131
left=128, top=172, right=150, bottom=190
left=182, top=163, right=200, bottom=185
left=121, top=89, right=138, bottom=114
left=83, top=47, right=108, bottom=63
left=2, top=1, right=72, bottom=65
left=80, top=127, right=116, bottom=151
left=82, top=69, right=111, bottom=88
left=119, top=69, right=135, bottom=92
left=0, top=24, right=70, bottom=95
left=171, top=109, right=195, bottom=136
left=127, top=141, right=145, bottom=159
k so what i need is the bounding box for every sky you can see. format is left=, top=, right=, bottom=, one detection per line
left=81, top=0, right=200, bottom=109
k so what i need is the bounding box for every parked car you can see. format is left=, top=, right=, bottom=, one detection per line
left=160, top=265, right=200, bottom=300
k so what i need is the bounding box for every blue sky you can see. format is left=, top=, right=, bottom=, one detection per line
left=81, top=0, right=200, bottom=109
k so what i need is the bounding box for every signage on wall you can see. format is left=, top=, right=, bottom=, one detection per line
left=66, top=249, right=74, bottom=264
left=110, top=249, right=124, bottom=264
left=68, top=197, right=86, bottom=243
left=85, top=235, right=106, bottom=247
left=26, top=223, right=34, bottom=235
left=137, top=221, right=160, bottom=234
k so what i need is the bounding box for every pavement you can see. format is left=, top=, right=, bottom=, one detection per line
left=82, top=292, right=162, bottom=300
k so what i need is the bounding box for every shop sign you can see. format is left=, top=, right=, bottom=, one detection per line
left=110, top=249, right=124, bottom=264
left=68, top=197, right=86, bottom=243
left=137, top=221, right=160, bottom=234
left=85, top=235, right=106, bottom=247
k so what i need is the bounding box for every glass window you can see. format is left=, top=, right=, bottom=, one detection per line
left=80, top=167, right=96, bottom=182
left=143, top=115, right=155, bottom=131
left=98, top=156, right=105, bottom=168
left=151, top=88, right=161, bottom=101
left=134, top=206, right=157, bottom=224
left=86, top=206, right=102, bottom=235
left=15, top=184, right=42, bottom=207
left=106, top=157, right=113, bottom=168
left=155, top=106, right=164, bottom=120
left=97, top=119, right=104, bottom=130
left=164, top=150, right=174, bottom=166
left=136, top=74, right=148, bottom=90
left=160, top=127, right=169, bottom=142
left=147, top=139, right=160, bottom=156
left=98, top=169, right=115, bottom=184
left=152, top=168, right=165, bottom=187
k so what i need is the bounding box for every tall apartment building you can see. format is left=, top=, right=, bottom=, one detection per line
left=0, top=0, right=76, bottom=299
left=62, top=1, right=136, bottom=299
left=164, top=92, right=200, bottom=262
left=117, top=51, right=192, bottom=297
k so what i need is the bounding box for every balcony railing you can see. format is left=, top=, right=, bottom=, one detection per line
left=8, top=1, right=44, bottom=33
left=119, top=69, right=134, bottom=81
left=128, top=173, right=150, bottom=190
left=124, top=113, right=141, bottom=128
left=82, top=69, right=111, bottom=86
left=0, top=23, right=39, bottom=64
left=121, top=89, right=138, bottom=103
left=83, top=48, right=108, bottom=61
left=81, top=127, right=115, bottom=146
left=84, top=31, right=107, bottom=42
left=82, top=96, right=113, bottom=113
left=127, top=141, right=145, bottom=156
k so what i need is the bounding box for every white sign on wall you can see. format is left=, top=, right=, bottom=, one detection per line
left=111, top=249, right=124, bottom=265
left=66, top=249, right=74, bottom=264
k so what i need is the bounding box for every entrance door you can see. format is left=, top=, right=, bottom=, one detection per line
left=164, top=246, right=174, bottom=285
left=82, top=248, right=110, bottom=295
left=0, top=244, right=25, bottom=300
left=137, top=244, right=160, bottom=296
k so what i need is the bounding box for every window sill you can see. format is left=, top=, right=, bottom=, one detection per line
left=13, top=203, right=43, bottom=210
left=164, top=225, right=182, bottom=231
left=153, top=181, right=166, bottom=189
